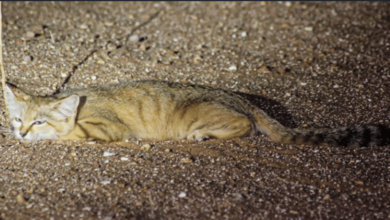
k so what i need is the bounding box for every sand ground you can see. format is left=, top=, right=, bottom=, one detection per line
left=1, top=2, right=390, bottom=219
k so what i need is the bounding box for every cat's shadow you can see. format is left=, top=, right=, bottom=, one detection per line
left=235, top=91, right=298, bottom=129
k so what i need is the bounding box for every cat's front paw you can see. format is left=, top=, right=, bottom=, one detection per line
left=187, top=131, right=210, bottom=141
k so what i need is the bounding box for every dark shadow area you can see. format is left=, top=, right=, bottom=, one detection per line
left=235, top=91, right=298, bottom=129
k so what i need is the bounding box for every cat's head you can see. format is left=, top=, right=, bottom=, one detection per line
left=5, top=82, right=79, bottom=141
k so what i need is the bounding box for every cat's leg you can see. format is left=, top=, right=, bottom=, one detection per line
left=59, top=117, right=129, bottom=142
left=186, top=112, right=253, bottom=141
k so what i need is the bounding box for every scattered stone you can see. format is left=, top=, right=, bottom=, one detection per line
left=82, top=207, right=92, bottom=211
left=120, top=157, right=130, bottom=161
left=323, top=194, right=330, bottom=200
left=241, top=31, right=247, bottom=37
left=91, top=76, right=97, bottom=80
left=300, top=82, right=307, bottom=86
left=107, top=42, right=117, bottom=51
left=228, top=65, right=237, bottom=72
left=80, top=24, right=88, bottom=29
left=70, top=150, right=77, bottom=157
left=258, top=65, right=272, bottom=75
left=141, top=144, right=151, bottom=151
left=164, top=149, right=171, bottom=153
left=333, top=84, right=340, bottom=88
left=26, top=31, right=35, bottom=38
left=101, top=180, right=111, bottom=185
left=129, top=35, right=139, bottom=42
left=289, top=210, right=298, bottom=215
left=180, top=157, right=193, bottom=164
left=16, top=194, right=26, bottom=203
left=355, top=180, right=364, bottom=185
left=139, top=43, right=147, bottom=51
left=178, top=192, right=187, bottom=198
left=285, top=93, right=291, bottom=97
left=61, top=73, right=68, bottom=78
left=103, top=151, right=115, bottom=157
left=97, top=59, right=105, bottom=64
left=104, top=21, right=114, bottom=27
left=304, top=26, right=313, bottom=32
left=24, top=55, right=33, bottom=62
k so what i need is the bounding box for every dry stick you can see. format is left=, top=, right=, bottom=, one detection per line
left=53, top=10, right=162, bottom=95
left=52, top=49, right=98, bottom=95
left=0, top=2, right=8, bottom=127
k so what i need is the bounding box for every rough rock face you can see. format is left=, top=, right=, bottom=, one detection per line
left=1, top=2, right=390, bottom=219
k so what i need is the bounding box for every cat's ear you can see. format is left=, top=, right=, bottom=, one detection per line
left=50, top=95, right=80, bottom=120
left=5, top=82, right=27, bottom=119
left=5, top=82, right=30, bottom=102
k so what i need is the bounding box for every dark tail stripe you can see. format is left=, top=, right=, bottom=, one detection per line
left=288, top=125, right=386, bottom=147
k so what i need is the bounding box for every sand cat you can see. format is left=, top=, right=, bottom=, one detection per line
left=4, top=80, right=387, bottom=147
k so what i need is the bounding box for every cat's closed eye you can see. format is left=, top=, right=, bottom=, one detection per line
left=14, top=117, right=21, bottom=122
left=33, top=120, right=46, bottom=125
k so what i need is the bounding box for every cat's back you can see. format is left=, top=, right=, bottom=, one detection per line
left=56, top=80, right=224, bottom=102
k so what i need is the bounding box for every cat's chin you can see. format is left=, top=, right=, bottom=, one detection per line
left=14, top=132, right=59, bottom=142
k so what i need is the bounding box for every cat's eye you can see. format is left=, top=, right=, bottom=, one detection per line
left=14, top=118, right=21, bottom=122
left=33, top=120, right=46, bottom=125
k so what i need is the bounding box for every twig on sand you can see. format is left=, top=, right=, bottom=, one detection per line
left=0, top=2, right=9, bottom=127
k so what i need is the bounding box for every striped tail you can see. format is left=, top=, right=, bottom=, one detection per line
left=253, top=109, right=390, bottom=147
left=281, top=125, right=389, bottom=147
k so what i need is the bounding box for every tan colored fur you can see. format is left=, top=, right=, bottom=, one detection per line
left=4, top=80, right=385, bottom=147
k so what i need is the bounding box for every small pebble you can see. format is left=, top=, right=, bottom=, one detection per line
left=323, top=194, right=330, bottom=200
left=355, top=180, right=364, bottom=185
left=139, top=43, right=147, bottom=51
left=258, top=65, right=272, bottom=74
left=80, top=24, right=88, bottom=29
left=180, top=157, right=193, bottom=164
left=61, top=73, right=68, bottom=78
left=23, top=55, right=33, bottom=63
left=141, top=144, right=151, bottom=151
left=70, top=150, right=77, bottom=157
left=104, top=21, right=114, bottom=27
left=91, top=76, right=97, bottom=80
left=178, top=192, right=187, bottom=198
left=82, top=207, right=92, bottom=211
left=129, top=35, right=139, bottom=42
left=26, top=31, right=35, bottom=38
left=97, top=59, right=105, bottom=64
left=101, top=180, right=111, bottom=185
left=120, top=157, right=130, bottom=161
left=241, top=31, right=247, bottom=37
left=300, top=82, right=307, bottom=86
left=103, top=151, right=115, bottom=157
left=228, top=65, right=237, bottom=72
left=304, top=26, right=313, bottom=32
left=16, top=194, right=26, bottom=203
